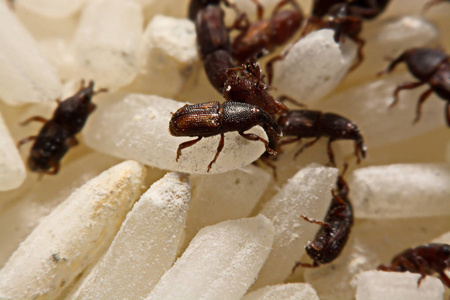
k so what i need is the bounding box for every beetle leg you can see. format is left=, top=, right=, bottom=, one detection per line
left=239, top=131, right=276, bottom=155
left=415, top=256, right=428, bottom=287
left=17, top=136, right=38, bottom=148
left=278, top=95, right=306, bottom=108
left=292, top=260, right=319, bottom=275
left=349, top=36, right=365, bottom=72
left=207, top=133, right=225, bottom=172
left=300, top=215, right=332, bottom=229
left=413, top=88, right=433, bottom=124
left=20, top=116, right=48, bottom=126
left=390, top=81, right=425, bottom=108
left=326, top=138, right=338, bottom=167
left=331, top=189, right=348, bottom=206
left=250, top=0, right=264, bottom=20
left=294, top=137, right=320, bottom=159
left=225, top=65, right=246, bottom=77
left=377, top=52, right=408, bottom=76
left=175, top=137, right=203, bottom=162
left=266, top=45, right=293, bottom=85
left=438, top=270, right=450, bottom=288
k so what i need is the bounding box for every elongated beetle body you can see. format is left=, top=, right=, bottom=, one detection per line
left=169, top=101, right=281, bottom=172
left=230, top=0, right=303, bottom=63
left=277, top=110, right=367, bottom=166
left=292, top=175, right=353, bottom=272
left=378, top=243, right=450, bottom=288
left=191, top=0, right=236, bottom=92
left=378, top=47, right=450, bottom=125
left=17, top=81, right=106, bottom=174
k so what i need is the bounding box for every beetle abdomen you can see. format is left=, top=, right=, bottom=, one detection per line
left=169, top=101, right=221, bottom=137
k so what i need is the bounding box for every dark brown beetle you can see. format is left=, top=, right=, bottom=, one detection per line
left=230, top=0, right=304, bottom=64
left=190, top=0, right=237, bottom=92
left=222, top=60, right=293, bottom=115
left=377, top=243, right=450, bottom=288
left=378, top=47, right=450, bottom=125
left=169, top=101, right=282, bottom=172
left=292, top=174, right=353, bottom=272
left=17, top=81, right=106, bottom=174
left=277, top=109, right=367, bottom=166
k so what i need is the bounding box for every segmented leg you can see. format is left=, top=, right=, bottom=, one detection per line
left=294, top=137, right=320, bottom=158
left=413, top=87, right=433, bottom=124
left=17, top=136, right=38, bottom=148
left=278, top=95, right=305, bottom=108
left=20, top=116, right=48, bottom=126
left=390, top=81, right=425, bottom=108
left=438, top=270, right=450, bottom=288
left=300, top=215, right=331, bottom=229
left=239, top=132, right=276, bottom=155
left=415, top=256, right=428, bottom=287
left=175, top=137, right=202, bottom=161
left=250, top=0, right=264, bottom=20
left=292, top=260, right=319, bottom=275
left=266, top=45, right=292, bottom=85
left=331, top=190, right=347, bottom=206
left=377, top=51, right=408, bottom=76
left=207, top=133, right=225, bottom=172
left=349, top=36, right=366, bottom=72
left=327, top=138, right=336, bottom=167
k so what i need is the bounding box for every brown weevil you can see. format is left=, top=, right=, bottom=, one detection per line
left=378, top=47, right=450, bottom=125
left=277, top=109, right=367, bottom=166
left=190, top=0, right=237, bottom=92
left=229, top=0, right=304, bottom=64
left=222, top=60, right=292, bottom=115
left=169, top=101, right=282, bottom=172
left=292, top=174, right=353, bottom=272
left=377, top=243, right=450, bottom=288
left=17, top=81, right=107, bottom=174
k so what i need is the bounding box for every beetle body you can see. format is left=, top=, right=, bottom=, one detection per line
left=170, top=101, right=281, bottom=172
left=18, top=81, right=105, bottom=174
left=26, top=122, right=73, bottom=173
left=378, top=243, right=450, bottom=288
left=223, top=61, right=288, bottom=115
left=379, top=47, right=450, bottom=125
left=292, top=175, right=353, bottom=271
left=277, top=110, right=366, bottom=166
left=230, top=0, right=303, bottom=63
left=191, top=0, right=235, bottom=92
